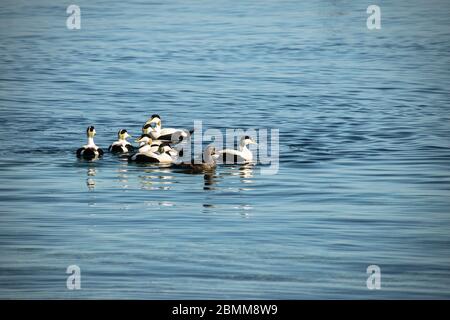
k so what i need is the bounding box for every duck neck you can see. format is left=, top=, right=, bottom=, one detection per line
left=204, top=152, right=215, bottom=164
left=240, top=142, right=251, bottom=153
left=239, top=140, right=247, bottom=151
left=87, top=137, right=96, bottom=147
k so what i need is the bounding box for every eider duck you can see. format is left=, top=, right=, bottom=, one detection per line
left=76, top=126, right=104, bottom=160
left=172, top=145, right=218, bottom=172
left=108, top=129, right=134, bottom=153
left=134, top=135, right=160, bottom=153
left=158, top=143, right=179, bottom=159
left=144, top=114, right=194, bottom=142
left=128, top=139, right=175, bottom=164
left=217, top=136, right=257, bottom=163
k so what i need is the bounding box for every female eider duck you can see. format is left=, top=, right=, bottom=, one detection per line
left=217, top=136, right=257, bottom=163
left=172, top=145, right=218, bottom=172
left=144, top=114, right=194, bottom=142
left=108, top=129, right=134, bottom=153
left=77, top=126, right=104, bottom=160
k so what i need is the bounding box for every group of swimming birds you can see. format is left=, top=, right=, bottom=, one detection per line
left=77, top=114, right=257, bottom=171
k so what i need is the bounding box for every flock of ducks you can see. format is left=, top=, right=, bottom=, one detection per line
left=77, top=114, right=257, bottom=172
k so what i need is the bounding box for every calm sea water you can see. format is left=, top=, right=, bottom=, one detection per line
left=1, top=0, right=450, bottom=299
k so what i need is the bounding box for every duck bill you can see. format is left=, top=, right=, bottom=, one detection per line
left=135, top=137, right=147, bottom=143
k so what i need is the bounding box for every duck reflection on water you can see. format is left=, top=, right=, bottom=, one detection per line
left=86, top=166, right=96, bottom=191
left=138, top=167, right=175, bottom=191
left=116, top=162, right=129, bottom=189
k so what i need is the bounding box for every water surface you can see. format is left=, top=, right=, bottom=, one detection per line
left=0, top=0, right=450, bottom=299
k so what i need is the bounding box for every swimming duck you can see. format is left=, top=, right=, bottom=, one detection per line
left=216, top=136, right=257, bottom=163
left=128, top=139, right=175, bottom=164
left=77, top=126, right=104, bottom=160
left=108, top=129, right=134, bottom=153
left=144, top=114, right=194, bottom=142
left=152, top=143, right=177, bottom=163
left=134, top=135, right=159, bottom=152
left=158, top=143, right=179, bottom=159
left=134, top=135, right=177, bottom=154
left=172, top=145, right=218, bottom=172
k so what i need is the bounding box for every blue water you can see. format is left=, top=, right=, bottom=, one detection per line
left=1, top=0, right=450, bottom=299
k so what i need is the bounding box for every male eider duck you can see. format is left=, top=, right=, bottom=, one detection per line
left=128, top=138, right=175, bottom=164
left=172, top=145, right=218, bottom=172
left=134, top=135, right=161, bottom=153
left=144, top=114, right=194, bottom=142
left=77, top=126, right=104, bottom=160
left=108, top=129, right=134, bottom=153
left=217, top=136, right=257, bottom=163
left=158, top=143, right=179, bottom=159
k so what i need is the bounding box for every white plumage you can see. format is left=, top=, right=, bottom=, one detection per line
left=216, top=136, right=257, bottom=163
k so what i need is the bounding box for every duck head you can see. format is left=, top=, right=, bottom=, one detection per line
left=142, top=123, right=152, bottom=134
left=145, top=114, right=161, bottom=132
left=86, top=126, right=96, bottom=138
left=204, top=145, right=218, bottom=163
left=118, top=129, right=131, bottom=141
left=241, top=135, right=257, bottom=146
left=135, top=134, right=153, bottom=146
